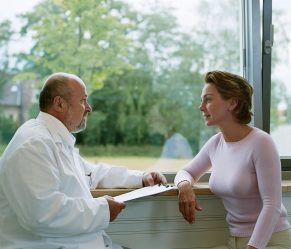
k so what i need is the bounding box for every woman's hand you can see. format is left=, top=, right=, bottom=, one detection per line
left=177, top=181, right=202, bottom=224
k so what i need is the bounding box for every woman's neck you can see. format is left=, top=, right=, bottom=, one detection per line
left=219, top=123, right=253, bottom=142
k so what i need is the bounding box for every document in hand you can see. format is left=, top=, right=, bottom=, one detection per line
left=114, top=184, right=176, bottom=202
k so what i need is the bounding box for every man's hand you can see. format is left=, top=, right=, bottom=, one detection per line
left=177, top=181, right=202, bottom=224
left=142, top=171, right=167, bottom=186
left=104, top=195, right=126, bottom=222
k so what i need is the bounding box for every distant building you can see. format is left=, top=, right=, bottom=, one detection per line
left=0, top=81, right=36, bottom=125
left=0, top=83, right=21, bottom=123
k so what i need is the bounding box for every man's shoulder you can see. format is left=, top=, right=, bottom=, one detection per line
left=5, top=119, right=53, bottom=153
left=0, top=121, right=55, bottom=169
left=18, top=119, right=51, bottom=139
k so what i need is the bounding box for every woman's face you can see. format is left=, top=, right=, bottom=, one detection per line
left=199, top=83, right=235, bottom=127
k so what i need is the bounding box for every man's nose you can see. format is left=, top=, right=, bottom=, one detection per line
left=86, top=103, right=92, bottom=112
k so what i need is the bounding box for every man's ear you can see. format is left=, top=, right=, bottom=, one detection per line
left=52, top=96, right=67, bottom=112
left=228, top=98, right=238, bottom=111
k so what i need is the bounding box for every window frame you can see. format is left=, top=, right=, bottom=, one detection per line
left=220, top=0, right=291, bottom=172
left=260, top=0, right=291, bottom=170
left=243, top=0, right=262, bottom=129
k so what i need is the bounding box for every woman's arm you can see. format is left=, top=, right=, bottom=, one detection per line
left=248, top=132, right=282, bottom=248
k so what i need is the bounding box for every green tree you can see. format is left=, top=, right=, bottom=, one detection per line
left=12, top=0, right=288, bottom=157
left=80, top=3, right=184, bottom=146
left=0, top=115, right=18, bottom=143
left=144, top=0, right=240, bottom=152
left=193, top=0, right=241, bottom=74
left=85, top=69, right=153, bottom=145
left=17, top=0, right=133, bottom=91
left=80, top=0, right=241, bottom=152
left=0, top=20, right=14, bottom=96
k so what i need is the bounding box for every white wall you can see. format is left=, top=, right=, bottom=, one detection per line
left=107, top=193, right=291, bottom=249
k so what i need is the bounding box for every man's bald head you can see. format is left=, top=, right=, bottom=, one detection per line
left=39, top=72, right=84, bottom=111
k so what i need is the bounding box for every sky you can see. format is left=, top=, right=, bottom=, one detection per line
left=0, top=0, right=199, bottom=55
left=0, top=0, right=197, bottom=28
left=0, top=0, right=41, bottom=54
left=0, top=0, right=40, bottom=25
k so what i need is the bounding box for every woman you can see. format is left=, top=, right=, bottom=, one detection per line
left=174, top=71, right=291, bottom=249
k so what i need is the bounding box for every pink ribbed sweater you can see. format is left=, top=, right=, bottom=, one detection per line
left=175, top=127, right=290, bottom=249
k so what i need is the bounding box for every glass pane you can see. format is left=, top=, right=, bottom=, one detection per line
left=270, top=0, right=291, bottom=157
left=0, top=0, right=242, bottom=172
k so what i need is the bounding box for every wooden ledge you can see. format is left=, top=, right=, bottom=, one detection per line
left=91, top=180, right=291, bottom=198
left=282, top=180, right=291, bottom=192
left=91, top=183, right=213, bottom=198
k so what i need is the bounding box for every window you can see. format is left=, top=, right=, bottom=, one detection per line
left=3, top=0, right=288, bottom=173
left=269, top=0, right=291, bottom=160
left=82, top=0, right=242, bottom=172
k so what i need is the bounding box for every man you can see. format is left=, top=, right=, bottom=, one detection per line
left=0, top=72, right=167, bottom=249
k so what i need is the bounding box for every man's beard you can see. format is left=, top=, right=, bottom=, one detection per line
left=71, top=116, right=87, bottom=133
left=64, top=107, right=89, bottom=133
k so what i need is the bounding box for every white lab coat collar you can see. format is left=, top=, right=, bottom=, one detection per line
left=37, top=111, right=76, bottom=149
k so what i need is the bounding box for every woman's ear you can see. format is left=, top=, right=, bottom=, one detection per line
left=228, top=98, right=238, bottom=111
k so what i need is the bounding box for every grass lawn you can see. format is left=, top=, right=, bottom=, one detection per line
left=87, top=156, right=189, bottom=172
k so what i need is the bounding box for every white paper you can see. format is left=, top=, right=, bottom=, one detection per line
left=114, top=184, right=176, bottom=202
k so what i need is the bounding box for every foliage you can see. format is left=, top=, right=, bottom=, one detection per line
left=28, top=103, right=40, bottom=119
left=79, top=111, right=107, bottom=145
left=0, top=20, right=14, bottom=97
left=0, top=115, right=18, bottom=144
left=0, top=144, right=6, bottom=155
left=15, top=0, right=243, bottom=154
left=17, top=0, right=134, bottom=91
